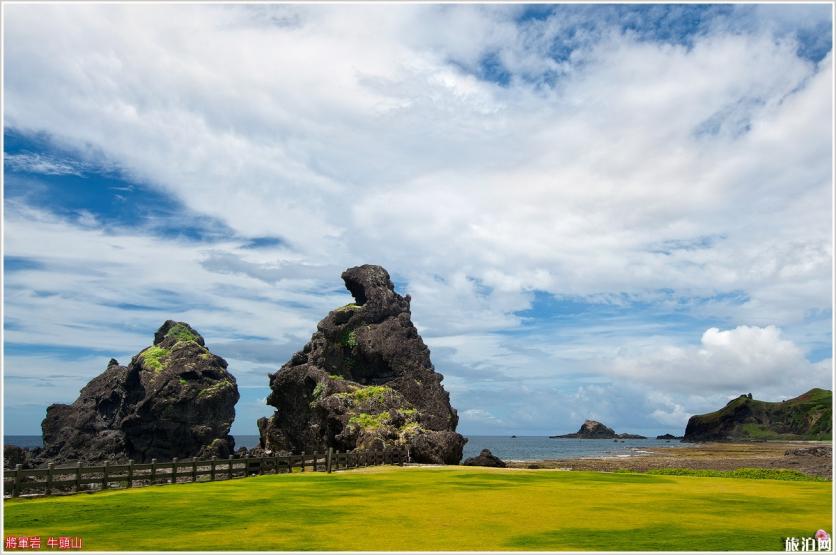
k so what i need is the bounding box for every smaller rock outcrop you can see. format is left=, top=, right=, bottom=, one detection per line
left=462, top=449, right=506, bottom=468
left=36, top=321, right=239, bottom=465
left=656, top=434, right=682, bottom=440
left=4, top=445, right=40, bottom=469
left=785, top=446, right=832, bottom=458
left=550, top=420, right=647, bottom=439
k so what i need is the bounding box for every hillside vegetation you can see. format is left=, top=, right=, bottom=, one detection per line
left=684, top=388, right=832, bottom=442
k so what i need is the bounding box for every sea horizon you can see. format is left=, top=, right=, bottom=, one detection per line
left=4, top=434, right=692, bottom=462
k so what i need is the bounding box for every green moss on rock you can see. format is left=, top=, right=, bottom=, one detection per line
left=340, top=329, right=358, bottom=349
left=140, top=346, right=170, bottom=372
left=197, top=379, right=234, bottom=398
left=337, top=385, right=392, bottom=405
left=348, top=411, right=391, bottom=431
left=164, top=323, right=200, bottom=343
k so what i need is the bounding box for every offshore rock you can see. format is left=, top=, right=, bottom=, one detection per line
left=259, top=265, right=466, bottom=464
left=37, top=321, right=239, bottom=464
left=462, top=449, right=506, bottom=468
left=550, top=420, right=647, bottom=439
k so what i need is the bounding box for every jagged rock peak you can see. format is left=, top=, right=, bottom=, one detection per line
left=338, top=265, right=411, bottom=324
left=154, top=320, right=205, bottom=347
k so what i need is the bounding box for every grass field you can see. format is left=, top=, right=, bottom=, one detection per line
left=4, top=466, right=832, bottom=551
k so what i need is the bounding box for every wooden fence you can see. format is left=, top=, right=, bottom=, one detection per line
left=4, top=447, right=408, bottom=498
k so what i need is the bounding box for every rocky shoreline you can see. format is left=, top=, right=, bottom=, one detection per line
left=505, top=441, right=833, bottom=479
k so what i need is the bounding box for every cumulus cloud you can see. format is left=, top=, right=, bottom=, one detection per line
left=610, top=325, right=832, bottom=397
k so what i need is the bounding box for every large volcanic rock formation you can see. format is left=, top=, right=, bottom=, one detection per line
left=258, top=265, right=466, bottom=464
left=37, top=321, right=239, bottom=464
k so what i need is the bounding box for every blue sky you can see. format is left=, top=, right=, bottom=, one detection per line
left=3, top=3, right=833, bottom=437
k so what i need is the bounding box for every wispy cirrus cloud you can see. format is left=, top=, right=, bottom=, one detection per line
left=5, top=152, right=86, bottom=176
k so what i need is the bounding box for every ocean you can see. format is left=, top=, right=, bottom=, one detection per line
left=4, top=434, right=690, bottom=461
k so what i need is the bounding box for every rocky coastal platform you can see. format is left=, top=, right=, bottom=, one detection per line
left=506, top=441, right=832, bottom=478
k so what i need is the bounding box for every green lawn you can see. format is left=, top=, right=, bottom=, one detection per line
left=4, top=466, right=832, bottom=551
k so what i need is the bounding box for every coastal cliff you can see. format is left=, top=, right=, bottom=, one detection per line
left=683, top=388, right=832, bottom=442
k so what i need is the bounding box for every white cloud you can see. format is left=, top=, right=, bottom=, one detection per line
left=2, top=5, right=832, bottom=435
left=460, top=408, right=503, bottom=426
left=4, top=153, right=86, bottom=176
left=609, top=325, right=832, bottom=397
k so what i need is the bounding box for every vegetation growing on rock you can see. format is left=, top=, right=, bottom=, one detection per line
left=683, top=388, right=833, bottom=442
left=140, top=346, right=169, bottom=372
left=163, top=322, right=201, bottom=343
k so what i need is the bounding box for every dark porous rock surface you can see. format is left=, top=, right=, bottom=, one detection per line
left=4, top=445, right=40, bottom=469
left=37, top=321, right=239, bottom=465
left=550, top=420, right=647, bottom=439
left=785, top=446, right=832, bottom=457
left=462, top=449, right=506, bottom=468
left=259, top=265, right=466, bottom=464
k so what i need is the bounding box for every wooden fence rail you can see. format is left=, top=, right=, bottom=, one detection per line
left=3, top=447, right=408, bottom=498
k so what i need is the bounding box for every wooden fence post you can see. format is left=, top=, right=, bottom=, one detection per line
left=46, top=463, right=54, bottom=496
left=326, top=448, right=333, bottom=473
left=312, top=451, right=318, bottom=472
left=228, top=455, right=234, bottom=479
left=151, top=458, right=157, bottom=484
left=13, top=464, right=22, bottom=498
left=127, top=460, right=134, bottom=488
left=192, top=457, right=198, bottom=482
left=172, top=458, right=178, bottom=484
left=102, top=461, right=109, bottom=490
left=75, top=461, right=82, bottom=492
left=301, top=452, right=306, bottom=473
left=210, top=457, right=216, bottom=481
